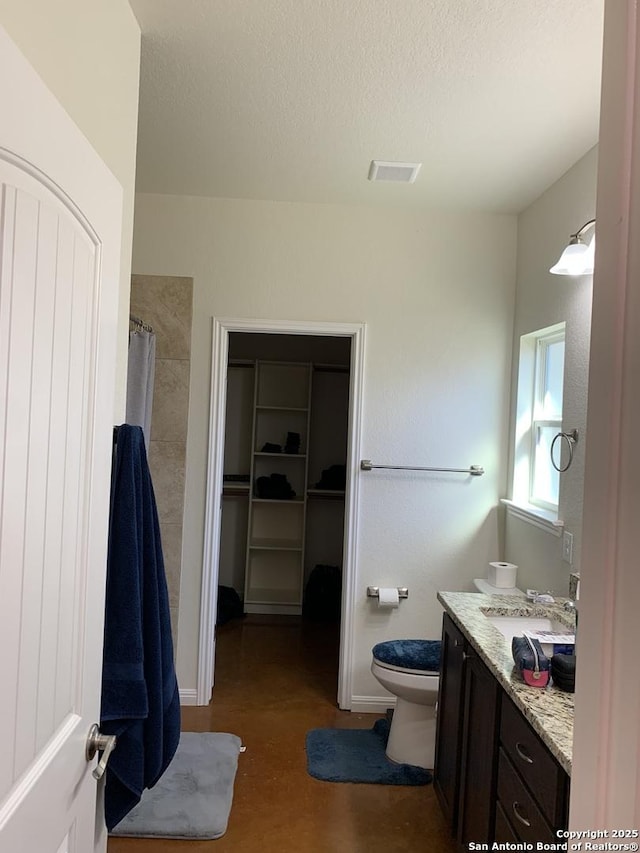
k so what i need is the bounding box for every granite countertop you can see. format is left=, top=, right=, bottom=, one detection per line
left=437, top=591, right=575, bottom=776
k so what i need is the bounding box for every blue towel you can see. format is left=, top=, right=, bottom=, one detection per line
left=101, top=425, right=180, bottom=831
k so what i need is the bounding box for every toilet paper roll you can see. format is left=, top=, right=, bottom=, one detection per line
left=377, top=587, right=400, bottom=608
left=488, top=561, right=518, bottom=589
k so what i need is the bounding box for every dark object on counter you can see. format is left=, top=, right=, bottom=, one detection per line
left=284, top=432, right=301, bottom=454
left=512, top=635, right=550, bottom=688
left=255, top=472, right=296, bottom=499
left=261, top=442, right=282, bottom=453
left=551, top=653, right=576, bottom=692
left=216, top=585, right=245, bottom=625
left=223, top=473, right=250, bottom=482
left=303, top=564, right=342, bottom=622
left=314, top=464, right=346, bottom=490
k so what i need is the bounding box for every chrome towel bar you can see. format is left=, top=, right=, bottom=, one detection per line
left=360, top=460, right=484, bottom=476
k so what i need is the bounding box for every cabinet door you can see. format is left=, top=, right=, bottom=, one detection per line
left=456, top=652, right=501, bottom=851
left=434, top=613, right=467, bottom=831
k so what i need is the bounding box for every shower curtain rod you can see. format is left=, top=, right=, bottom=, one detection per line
left=129, top=314, right=154, bottom=334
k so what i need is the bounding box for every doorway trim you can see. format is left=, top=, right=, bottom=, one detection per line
left=198, top=317, right=366, bottom=708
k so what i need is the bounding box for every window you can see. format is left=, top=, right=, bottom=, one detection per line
left=512, top=323, right=565, bottom=517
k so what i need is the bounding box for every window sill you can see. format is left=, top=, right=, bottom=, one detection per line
left=500, top=499, right=564, bottom=537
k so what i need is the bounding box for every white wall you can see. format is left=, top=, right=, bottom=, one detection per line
left=0, top=0, right=141, bottom=417
left=133, top=193, right=517, bottom=699
left=505, top=147, right=598, bottom=595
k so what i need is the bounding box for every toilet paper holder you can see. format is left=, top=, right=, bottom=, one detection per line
left=367, top=586, right=409, bottom=599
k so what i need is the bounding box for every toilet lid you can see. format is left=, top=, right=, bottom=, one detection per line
left=372, top=639, right=441, bottom=674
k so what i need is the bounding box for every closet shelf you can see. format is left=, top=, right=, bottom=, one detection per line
left=245, top=588, right=301, bottom=605
left=313, top=363, right=350, bottom=374
left=249, top=538, right=303, bottom=551
left=306, top=489, right=345, bottom=500
left=222, top=484, right=250, bottom=497
left=255, top=405, right=308, bottom=413
left=254, top=451, right=307, bottom=459
left=251, top=497, right=305, bottom=504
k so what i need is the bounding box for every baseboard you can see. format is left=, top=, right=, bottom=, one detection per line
left=350, top=695, right=396, bottom=714
left=179, top=688, right=198, bottom=706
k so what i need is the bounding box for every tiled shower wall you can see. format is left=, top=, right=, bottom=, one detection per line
left=129, top=275, right=193, bottom=648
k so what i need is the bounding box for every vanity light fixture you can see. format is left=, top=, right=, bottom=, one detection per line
left=549, top=219, right=596, bottom=275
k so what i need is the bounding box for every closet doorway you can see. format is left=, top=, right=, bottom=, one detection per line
left=199, top=319, right=365, bottom=709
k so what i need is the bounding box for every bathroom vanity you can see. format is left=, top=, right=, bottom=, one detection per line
left=434, top=592, right=574, bottom=849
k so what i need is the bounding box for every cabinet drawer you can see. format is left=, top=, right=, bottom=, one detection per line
left=497, top=748, right=555, bottom=844
left=494, top=801, right=519, bottom=843
left=500, top=695, right=568, bottom=827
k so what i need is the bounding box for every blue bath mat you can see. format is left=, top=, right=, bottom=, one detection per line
left=305, top=718, right=431, bottom=785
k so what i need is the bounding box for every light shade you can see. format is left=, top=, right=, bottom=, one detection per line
left=549, top=219, right=596, bottom=276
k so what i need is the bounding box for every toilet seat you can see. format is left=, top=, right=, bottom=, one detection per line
left=372, top=658, right=438, bottom=675
left=372, top=639, right=441, bottom=675
left=370, top=639, right=442, bottom=769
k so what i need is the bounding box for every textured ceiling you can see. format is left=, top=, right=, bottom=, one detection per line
left=130, top=0, right=604, bottom=213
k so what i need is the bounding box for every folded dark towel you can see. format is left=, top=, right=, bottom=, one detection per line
left=314, top=463, right=346, bottom=490
left=284, top=432, right=301, bottom=454
left=255, top=472, right=296, bottom=499
left=101, top=425, right=181, bottom=831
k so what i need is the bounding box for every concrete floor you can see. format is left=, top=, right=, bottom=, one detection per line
left=107, top=614, right=456, bottom=853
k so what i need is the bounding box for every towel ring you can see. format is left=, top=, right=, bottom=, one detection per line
left=550, top=429, right=579, bottom=473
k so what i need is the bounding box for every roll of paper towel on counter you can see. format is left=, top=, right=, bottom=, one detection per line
left=488, top=562, right=518, bottom=588
left=378, top=587, right=400, bottom=608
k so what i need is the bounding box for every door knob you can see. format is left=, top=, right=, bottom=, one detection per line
left=86, top=724, right=117, bottom=780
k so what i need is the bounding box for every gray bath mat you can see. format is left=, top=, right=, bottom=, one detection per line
left=110, top=731, right=242, bottom=839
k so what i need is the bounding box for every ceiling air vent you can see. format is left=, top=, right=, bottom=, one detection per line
left=368, top=160, right=422, bottom=183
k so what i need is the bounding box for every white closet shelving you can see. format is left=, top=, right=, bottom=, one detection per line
left=244, top=361, right=312, bottom=614
left=220, top=353, right=349, bottom=615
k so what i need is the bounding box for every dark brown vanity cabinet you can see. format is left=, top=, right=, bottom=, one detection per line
left=434, top=613, right=569, bottom=849
left=456, top=652, right=501, bottom=848
left=434, top=614, right=500, bottom=848
left=433, top=613, right=466, bottom=829
left=496, top=696, right=569, bottom=842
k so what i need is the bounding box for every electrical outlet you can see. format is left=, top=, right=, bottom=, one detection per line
left=562, top=531, right=574, bottom=564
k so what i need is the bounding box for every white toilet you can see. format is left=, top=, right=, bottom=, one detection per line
left=370, top=639, right=441, bottom=770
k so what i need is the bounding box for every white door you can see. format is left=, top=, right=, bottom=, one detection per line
left=0, top=26, right=123, bottom=853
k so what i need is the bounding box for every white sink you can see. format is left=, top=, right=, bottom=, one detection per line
left=485, top=614, right=575, bottom=656
left=487, top=615, right=568, bottom=639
